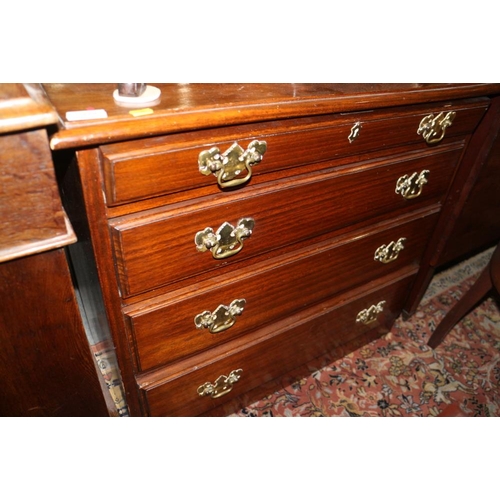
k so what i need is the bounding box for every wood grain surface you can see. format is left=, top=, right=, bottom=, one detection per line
left=43, top=83, right=500, bottom=150
left=0, top=249, right=109, bottom=416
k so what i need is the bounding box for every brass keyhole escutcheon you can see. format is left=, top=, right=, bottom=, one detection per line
left=348, top=122, right=362, bottom=143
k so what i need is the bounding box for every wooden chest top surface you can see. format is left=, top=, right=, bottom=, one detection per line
left=42, top=83, right=500, bottom=149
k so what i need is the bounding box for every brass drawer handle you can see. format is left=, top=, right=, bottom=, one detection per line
left=417, top=111, right=456, bottom=144
left=197, top=369, right=243, bottom=399
left=194, top=299, right=246, bottom=334
left=195, top=218, right=255, bottom=259
left=198, top=140, right=267, bottom=188
left=356, top=301, right=386, bottom=325
left=374, top=237, right=406, bottom=263
left=395, top=169, right=429, bottom=199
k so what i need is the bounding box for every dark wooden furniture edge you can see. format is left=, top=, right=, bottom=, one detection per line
left=403, top=95, right=500, bottom=316
left=0, top=84, right=112, bottom=416
left=43, top=84, right=500, bottom=150
left=0, top=84, right=59, bottom=134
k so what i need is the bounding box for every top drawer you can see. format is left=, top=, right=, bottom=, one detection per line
left=100, top=98, right=489, bottom=206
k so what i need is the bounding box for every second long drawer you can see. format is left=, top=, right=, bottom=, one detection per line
left=124, top=208, right=439, bottom=372
left=110, top=145, right=463, bottom=297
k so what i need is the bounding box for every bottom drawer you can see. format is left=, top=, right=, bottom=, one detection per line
left=138, top=268, right=416, bottom=417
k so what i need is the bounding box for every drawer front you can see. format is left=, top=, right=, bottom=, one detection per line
left=139, top=270, right=416, bottom=417
left=125, top=210, right=438, bottom=372
left=101, top=99, right=488, bottom=206
left=110, top=145, right=462, bottom=297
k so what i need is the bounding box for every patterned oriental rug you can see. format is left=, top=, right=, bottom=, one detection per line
left=229, top=246, right=500, bottom=417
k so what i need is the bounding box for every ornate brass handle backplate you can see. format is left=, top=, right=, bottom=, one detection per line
left=195, top=218, right=255, bottom=259
left=356, top=301, right=386, bottom=325
left=395, top=170, right=429, bottom=199
left=197, top=369, right=243, bottom=399
left=374, top=237, right=406, bottom=264
left=194, top=299, right=246, bottom=334
left=417, top=111, right=456, bottom=144
left=198, top=140, right=267, bottom=188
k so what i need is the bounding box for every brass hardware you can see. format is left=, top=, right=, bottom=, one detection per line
left=198, top=140, right=267, bottom=188
left=395, top=170, right=429, bottom=199
left=197, top=369, right=243, bottom=399
left=356, top=301, right=386, bottom=325
left=417, top=111, right=456, bottom=144
left=195, top=218, right=255, bottom=259
left=348, top=122, right=362, bottom=143
left=194, top=299, right=246, bottom=334
left=374, top=237, right=407, bottom=264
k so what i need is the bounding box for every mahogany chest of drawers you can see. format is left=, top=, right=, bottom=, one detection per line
left=43, top=83, right=500, bottom=416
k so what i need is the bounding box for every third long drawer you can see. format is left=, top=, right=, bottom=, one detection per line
left=123, top=207, right=439, bottom=372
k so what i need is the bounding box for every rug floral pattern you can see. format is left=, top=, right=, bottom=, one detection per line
left=231, top=247, right=500, bottom=417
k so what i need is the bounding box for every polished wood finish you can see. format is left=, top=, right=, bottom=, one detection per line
left=43, top=84, right=500, bottom=416
left=68, top=149, right=145, bottom=414
left=403, top=96, right=500, bottom=316
left=437, top=100, right=500, bottom=265
left=0, top=250, right=109, bottom=416
left=126, top=209, right=438, bottom=372
left=0, top=83, right=58, bottom=134
left=0, top=84, right=110, bottom=417
left=0, top=129, right=75, bottom=262
left=99, top=99, right=486, bottom=206
left=111, top=146, right=462, bottom=297
left=428, top=245, right=500, bottom=348
left=42, top=84, right=500, bottom=150
left=140, top=269, right=416, bottom=417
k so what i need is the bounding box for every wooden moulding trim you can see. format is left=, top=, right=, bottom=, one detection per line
left=0, top=84, right=58, bottom=134
left=0, top=109, right=58, bottom=135
left=48, top=84, right=500, bottom=151
left=0, top=213, right=76, bottom=263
